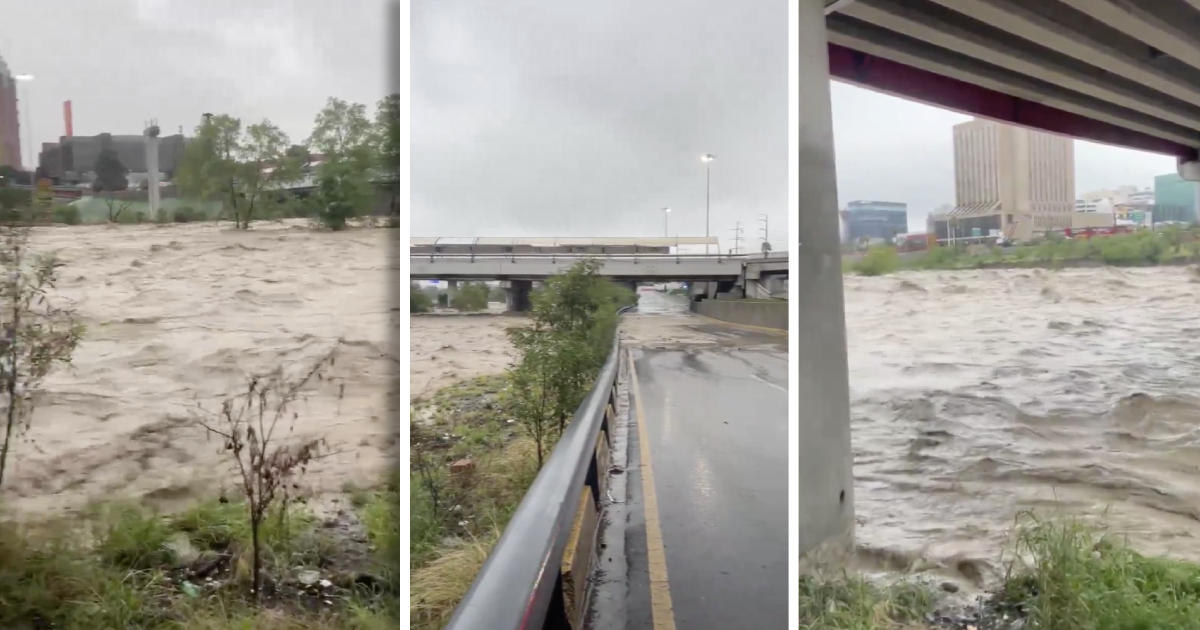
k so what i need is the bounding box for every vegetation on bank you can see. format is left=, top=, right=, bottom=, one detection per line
left=847, top=226, right=1200, bottom=276
left=409, top=261, right=634, bottom=629
left=800, top=513, right=1200, bottom=629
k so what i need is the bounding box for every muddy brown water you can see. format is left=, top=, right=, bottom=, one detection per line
left=4, top=221, right=398, bottom=518
left=847, top=266, right=1200, bottom=585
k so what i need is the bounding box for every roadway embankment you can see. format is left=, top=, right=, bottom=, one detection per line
left=690, top=298, right=787, bottom=331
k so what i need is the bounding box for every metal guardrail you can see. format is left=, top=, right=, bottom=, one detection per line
left=443, top=305, right=635, bottom=630
left=416, top=251, right=737, bottom=264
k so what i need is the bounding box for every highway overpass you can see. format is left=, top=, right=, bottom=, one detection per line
left=411, top=252, right=788, bottom=309
left=800, top=0, right=1200, bottom=574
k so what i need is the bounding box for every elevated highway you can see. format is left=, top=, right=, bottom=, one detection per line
left=799, top=0, right=1200, bottom=573
left=411, top=252, right=789, bottom=308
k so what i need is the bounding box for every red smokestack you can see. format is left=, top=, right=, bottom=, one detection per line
left=63, top=100, right=72, bottom=137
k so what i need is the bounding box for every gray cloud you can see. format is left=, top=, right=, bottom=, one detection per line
left=411, top=0, right=790, bottom=252
left=0, top=0, right=392, bottom=164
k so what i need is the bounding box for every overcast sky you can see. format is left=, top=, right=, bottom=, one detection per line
left=412, top=1, right=1178, bottom=240
left=0, top=0, right=392, bottom=166
left=411, top=0, right=790, bottom=251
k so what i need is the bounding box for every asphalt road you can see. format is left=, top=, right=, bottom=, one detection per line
left=623, top=343, right=789, bottom=630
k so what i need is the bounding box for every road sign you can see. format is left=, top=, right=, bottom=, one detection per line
left=1131, top=212, right=1145, bottom=224
left=429, top=280, right=440, bottom=285
left=971, top=227, right=982, bottom=237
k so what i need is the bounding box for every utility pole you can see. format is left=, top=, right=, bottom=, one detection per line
left=758, top=213, right=769, bottom=254
left=702, top=154, right=715, bottom=253
left=731, top=221, right=744, bottom=255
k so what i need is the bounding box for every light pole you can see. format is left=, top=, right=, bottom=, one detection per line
left=14, top=74, right=33, bottom=173
left=662, top=206, right=671, bottom=238
left=702, top=154, right=715, bottom=253
left=759, top=213, right=769, bottom=254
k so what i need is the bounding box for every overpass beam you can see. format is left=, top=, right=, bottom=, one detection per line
left=797, top=0, right=855, bottom=572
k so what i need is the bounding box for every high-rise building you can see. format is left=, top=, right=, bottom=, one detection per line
left=1153, top=173, right=1200, bottom=224
left=0, top=53, right=21, bottom=170
left=934, top=118, right=1081, bottom=241
left=841, top=200, right=908, bottom=244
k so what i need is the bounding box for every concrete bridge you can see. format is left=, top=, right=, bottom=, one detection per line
left=801, top=0, right=1200, bottom=573
left=411, top=252, right=788, bottom=310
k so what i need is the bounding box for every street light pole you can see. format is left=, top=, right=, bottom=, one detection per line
left=662, top=207, right=671, bottom=238
left=702, top=154, right=715, bottom=253
left=14, top=74, right=34, bottom=173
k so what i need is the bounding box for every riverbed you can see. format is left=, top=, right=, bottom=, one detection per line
left=3, top=221, right=398, bottom=517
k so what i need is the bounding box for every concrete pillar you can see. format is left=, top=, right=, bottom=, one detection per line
left=796, top=0, right=855, bottom=573
left=503, top=279, right=532, bottom=312
left=446, top=279, right=459, bottom=305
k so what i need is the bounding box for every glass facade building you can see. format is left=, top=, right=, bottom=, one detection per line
left=1153, top=173, right=1200, bottom=224
left=843, top=200, right=908, bottom=243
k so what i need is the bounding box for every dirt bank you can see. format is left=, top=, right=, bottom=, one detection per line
left=4, top=220, right=398, bottom=517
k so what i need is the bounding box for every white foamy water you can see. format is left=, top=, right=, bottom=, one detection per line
left=847, top=266, right=1200, bottom=583
left=3, top=220, right=398, bottom=517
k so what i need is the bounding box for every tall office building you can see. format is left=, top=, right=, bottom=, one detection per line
left=936, top=118, right=1082, bottom=241
left=0, top=53, right=20, bottom=169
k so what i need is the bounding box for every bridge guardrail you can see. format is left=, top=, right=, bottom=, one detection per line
left=443, top=305, right=635, bottom=630
left=417, top=251, right=740, bottom=264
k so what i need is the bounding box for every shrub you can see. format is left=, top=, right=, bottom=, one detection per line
left=411, top=283, right=432, bottom=313
left=450, top=282, right=490, bottom=312
left=52, top=206, right=81, bottom=225
left=852, top=245, right=901, bottom=276
left=173, top=206, right=202, bottom=223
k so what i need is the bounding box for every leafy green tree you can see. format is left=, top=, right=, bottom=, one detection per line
left=175, top=114, right=302, bottom=229
left=308, top=98, right=376, bottom=228
left=92, top=146, right=133, bottom=222
left=506, top=260, right=625, bottom=467
left=374, top=94, right=400, bottom=216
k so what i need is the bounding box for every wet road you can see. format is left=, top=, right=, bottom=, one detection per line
left=624, top=341, right=789, bottom=629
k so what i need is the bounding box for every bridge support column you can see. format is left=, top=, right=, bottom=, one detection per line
left=446, top=280, right=458, bottom=305
left=502, top=280, right=532, bottom=312
left=796, top=0, right=854, bottom=573
left=619, top=280, right=638, bottom=295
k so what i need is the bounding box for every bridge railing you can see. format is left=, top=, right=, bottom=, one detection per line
left=442, top=306, right=634, bottom=630
left=417, top=251, right=739, bottom=264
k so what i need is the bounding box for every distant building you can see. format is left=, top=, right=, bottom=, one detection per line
left=1153, top=173, right=1200, bottom=224
left=841, top=200, right=908, bottom=243
left=932, top=118, right=1075, bottom=242
left=38, top=133, right=186, bottom=183
left=0, top=53, right=20, bottom=169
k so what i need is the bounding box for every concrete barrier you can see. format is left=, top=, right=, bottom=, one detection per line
left=691, top=299, right=787, bottom=331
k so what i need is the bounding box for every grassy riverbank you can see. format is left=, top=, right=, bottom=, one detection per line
left=0, top=486, right=399, bottom=629
left=408, top=374, right=539, bottom=629
left=848, top=227, right=1200, bottom=276
left=800, top=514, right=1200, bottom=629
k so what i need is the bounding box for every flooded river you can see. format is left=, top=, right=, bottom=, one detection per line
left=847, top=266, right=1200, bottom=583
left=5, top=221, right=397, bottom=517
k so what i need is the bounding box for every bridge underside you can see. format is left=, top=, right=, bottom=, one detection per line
left=826, top=0, right=1200, bottom=163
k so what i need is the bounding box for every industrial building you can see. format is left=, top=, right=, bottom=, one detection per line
left=38, top=133, right=186, bottom=183
left=0, top=54, right=21, bottom=169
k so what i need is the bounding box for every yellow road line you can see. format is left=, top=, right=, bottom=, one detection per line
left=691, top=312, right=788, bottom=337
left=628, top=351, right=678, bottom=630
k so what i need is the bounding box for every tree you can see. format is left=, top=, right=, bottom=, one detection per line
left=0, top=210, right=84, bottom=490
left=506, top=261, right=625, bottom=467
left=93, top=147, right=133, bottom=222
left=308, top=98, right=376, bottom=227
left=410, top=283, right=432, bottom=313
left=175, top=114, right=303, bottom=230
left=450, top=282, right=490, bottom=312
left=374, top=94, right=400, bottom=216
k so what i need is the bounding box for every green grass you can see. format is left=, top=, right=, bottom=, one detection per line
left=846, top=227, right=1200, bottom=276
left=798, top=513, right=1200, bottom=629
left=409, top=374, right=542, bottom=629
left=0, top=488, right=399, bottom=629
